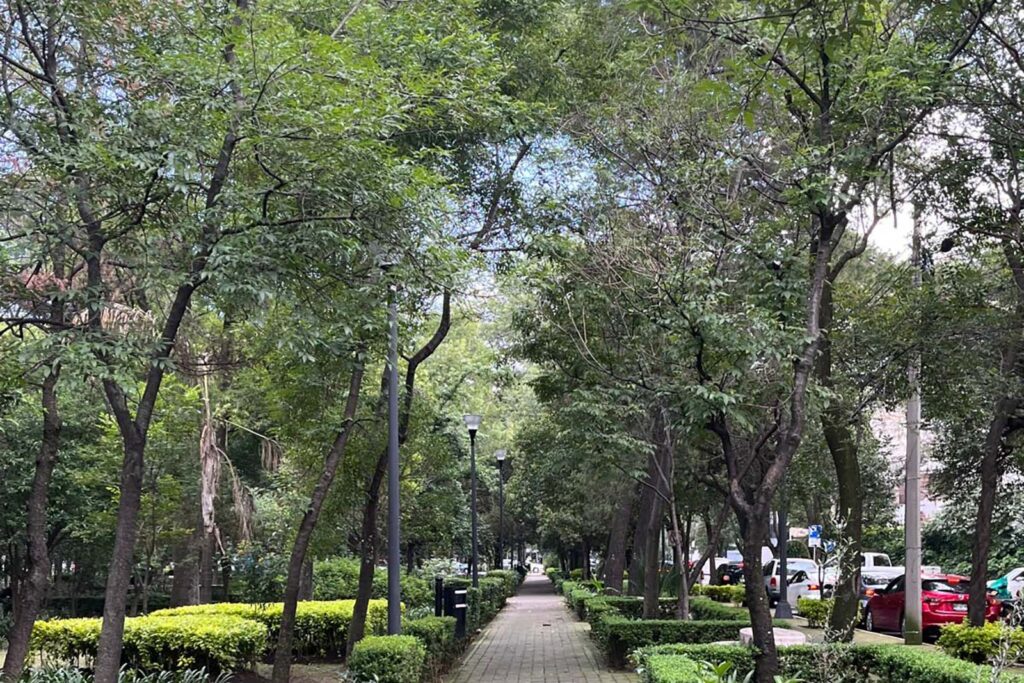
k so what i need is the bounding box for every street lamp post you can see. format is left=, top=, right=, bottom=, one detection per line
left=386, top=282, right=401, bottom=635
left=495, top=450, right=506, bottom=571
left=463, top=415, right=482, bottom=587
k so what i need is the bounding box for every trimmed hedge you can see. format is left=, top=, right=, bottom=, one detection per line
left=485, top=570, right=521, bottom=597
left=601, top=616, right=755, bottom=669
left=936, top=621, right=1024, bottom=664
left=692, top=585, right=745, bottom=604
left=150, top=599, right=390, bottom=657
left=404, top=616, right=457, bottom=677
left=30, top=615, right=266, bottom=672
left=312, top=558, right=432, bottom=608
left=795, top=597, right=831, bottom=628
left=348, top=635, right=425, bottom=683
left=633, top=643, right=1024, bottom=683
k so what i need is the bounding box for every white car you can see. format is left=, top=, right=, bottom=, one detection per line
left=988, top=567, right=1024, bottom=601
left=764, top=558, right=819, bottom=604
left=786, top=569, right=828, bottom=607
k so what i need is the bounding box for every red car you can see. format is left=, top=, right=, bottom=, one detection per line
left=864, top=574, right=1001, bottom=640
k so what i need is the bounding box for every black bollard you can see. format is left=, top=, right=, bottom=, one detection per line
left=444, top=585, right=456, bottom=616
left=454, top=589, right=468, bottom=639
left=434, top=576, right=444, bottom=617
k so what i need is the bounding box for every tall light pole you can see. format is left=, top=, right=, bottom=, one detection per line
left=463, top=415, right=482, bottom=587
left=386, top=281, right=401, bottom=635
left=496, top=449, right=506, bottom=570
left=904, top=206, right=923, bottom=645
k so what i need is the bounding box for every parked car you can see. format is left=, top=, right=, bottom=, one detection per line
left=786, top=570, right=826, bottom=607
left=864, top=574, right=1002, bottom=640
left=763, top=558, right=818, bottom=605
left=988, top=567, right=1024, bottom=602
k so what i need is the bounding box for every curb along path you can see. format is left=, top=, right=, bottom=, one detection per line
left=446, top=573, right=636, bottom=683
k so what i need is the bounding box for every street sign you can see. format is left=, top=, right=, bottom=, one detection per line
left=824, top=540, right=836, bottom=554
left=808, top=525, right=822, bottom=548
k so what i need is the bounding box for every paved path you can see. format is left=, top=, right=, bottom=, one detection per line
left=446, top=573, right=636, bottom=683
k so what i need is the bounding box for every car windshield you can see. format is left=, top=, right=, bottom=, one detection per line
left=862, top=575, right=889, bottom=586
left=923, top=579, right=969, bottom=594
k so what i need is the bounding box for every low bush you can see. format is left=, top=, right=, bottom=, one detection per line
left=569, top=568, right=584, bottom=580
left=485, top=570, right=520, bottom=596
left=632, top=643, right=1024, bottom=683
left=313, top=559, right=432, bottom=608
left=404, top=616, right=457, bottom=676
left=21, top=667, right=230, bottom=683
left=150, top=599, right=390, bottom=657
left=694, top=585, right=745, bottom=605
left=601, top=616, right=754, bottom=668
left=347, top=635, right=425, bottom=683
left=31, top=615, right=266, bottom=672
left=796, top=598, right=832, bottom=628
left=936, top=621, right=1024, bottom=664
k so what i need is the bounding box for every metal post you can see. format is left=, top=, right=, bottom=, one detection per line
left=776, top=496, right=793, bottom=619
left=470, top=430, right=479, bottom=588
left=904, top=206, right=923, bottom=645
left=434, top=576, right=444, bottom=617
left=498, top=458, right=505, bottom=570
left=387, top=284, right=401, bottom=635
left=454, top=590, right=468, bottom=639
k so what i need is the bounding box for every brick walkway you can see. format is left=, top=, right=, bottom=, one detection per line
left=446, top=573, right=637, bottom=683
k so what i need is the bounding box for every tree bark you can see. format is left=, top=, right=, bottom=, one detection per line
left=737, top=511, right=777, bottom=683
left=2, top=369, right=61, bottom=683
left=602, top=487, right=634, bottom=594
left=968, top=396, right=1018, bottom=625
left=817, top=280, right=863, bottom=640
left=270, top=359, right=365, bottom=683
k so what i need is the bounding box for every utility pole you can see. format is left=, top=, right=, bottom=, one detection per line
left=904, top=205, right=923, bottom=646
left=387, top=283, right=401, bottom=635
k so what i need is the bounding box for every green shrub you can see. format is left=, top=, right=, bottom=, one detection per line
left=697, top=586, right=745, bottom=605
left=150, top=599, right=391, bottom=656
left=348, top=635, right=425, bottom=683
left=601, top=617, right=753, bottom=668
left=689, top=598, right=748, bottom=622
left=313, top=558, right=385, bottom=600
left=936, top=621, right=1024, bottom=664
left=404, top=615, right=457, bottom=676
left=21, top=667, right=229, bottom=683
left=400, top=575, right=432, bottom=609
left=30, top=615, right=266, bottom=672
left=796, top=598, right=831, bottom=629
left=632, top=643, right=1024, bottom=683
left=569, top=568, right=584, bottom=580
left=485, top=570, right=520, bottom=596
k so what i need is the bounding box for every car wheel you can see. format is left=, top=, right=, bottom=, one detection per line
left=865, top=608, right=875, bottom=632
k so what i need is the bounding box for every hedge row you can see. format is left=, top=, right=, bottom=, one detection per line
left=633, top=643, right=1024, bottom=683
left=32, top=599, right=391, bottom=671
left=349, top=572, right=523, bottom=683
left=150, top=599, right=390, bottom=656
left=312, top=558, right=432, bottom=608
left=601, top=616, right=758, bottom=669
left=30, top=615, right=266, bottom=673
left=936, top=621, right=1024, bottom=664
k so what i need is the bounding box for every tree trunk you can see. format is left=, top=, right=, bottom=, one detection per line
left=2, top=370, right=61, bottom=683
left=93, top=433, right=146, bottom=683
left=169, top=529, right=201, bottom=607
left=737, top=512, right=778, bottom=683
left=968, top=397, right=1017, bottom=625
left=346, top=457, right=385, bottom=655
left=299, top=558, right=314, bottom=601
left=199, top=533, right=215, bottom=604
left=630, top=448, right=661, bottom=600
left=817, top=277, right=863, bottom=640
left=270, top=360, right=365, bottom=683
left=603, top=488, right=634, bottom=594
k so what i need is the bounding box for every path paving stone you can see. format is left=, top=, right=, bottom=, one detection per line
left=446, top=573, right=637, bottom=683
